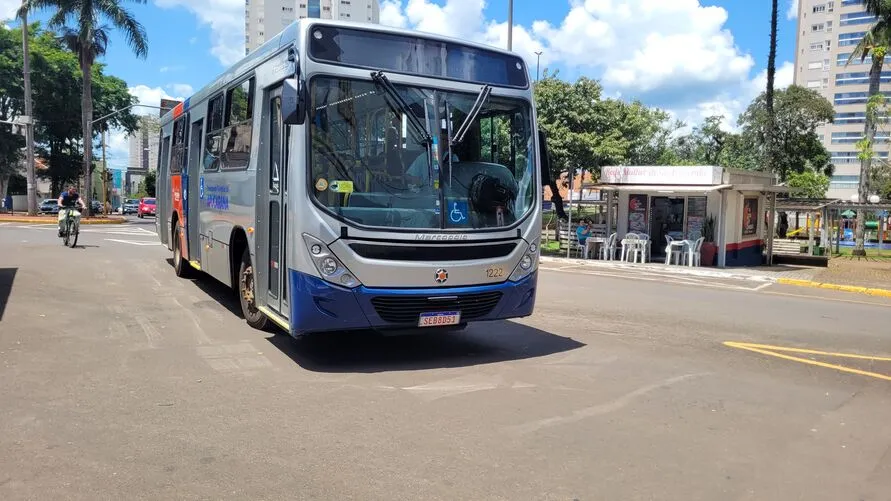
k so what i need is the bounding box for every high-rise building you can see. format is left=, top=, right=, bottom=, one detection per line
left=127, top=116, right=161, bottom=195
left=245, top=0, right=381, bottom=55
left=794, top=0, right=883, bottom=199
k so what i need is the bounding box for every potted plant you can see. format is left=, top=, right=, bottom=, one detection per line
left=700, top=215, right=717, bottom=266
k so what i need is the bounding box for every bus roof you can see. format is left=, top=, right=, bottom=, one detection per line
left=160, top=19, right=525, bottom=126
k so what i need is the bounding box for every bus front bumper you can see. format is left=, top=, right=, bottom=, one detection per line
left=287, top=269, right=537, bottom=336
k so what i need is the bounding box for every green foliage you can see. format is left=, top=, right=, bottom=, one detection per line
left=701, top=215, right=716, bottom=243
left=737, top=85, right=835, bottom=181
left=142, top=170, right=156, bottom=198
left=533, top=70, right=679, bottom=181
left=787, top=170, right=831, bottom=198
left=0, top=27, right=25, bottom=179
left=2, top=22, right=139, bottom=191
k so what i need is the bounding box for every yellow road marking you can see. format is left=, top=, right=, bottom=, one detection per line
left=724, top=341, right=891, bottom=382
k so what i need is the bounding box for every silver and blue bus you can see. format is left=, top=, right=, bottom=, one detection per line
left=156, top=19, right=556, bottom=336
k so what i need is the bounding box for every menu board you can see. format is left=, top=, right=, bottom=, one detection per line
left=686, top=196, right=707, bottom=240
left=627, top=194, right=649, bottom=234
left=742, top=197, right=758, bottom=236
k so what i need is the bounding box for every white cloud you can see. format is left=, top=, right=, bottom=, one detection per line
left=167, top=83, right=194, bottom=97
left=0, top=0, right=18, bottom=21
left=154, top=0, right=244, bottom=66
left=128, top=84, right=186, bottom=115
left=379, top=0, right=776, bottom=132
left=104, top=85, right=189, bottom=169
left=787, top=0, right=799, bottom=20
left=672, top=60, right=795, bottom=133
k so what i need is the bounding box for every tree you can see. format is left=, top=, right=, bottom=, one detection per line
left=4, top=23, right=139, bottom=196
left=787, top=170, right=830, bottom=198
left=142, top=169, right=156, bottom=197
left=0, top=25, right=25, bottom=203
left=846, top=0, right=891, bottom=254
left=737, top=85, right=835, bottom=181
left=765, top=0, right=779, bottom=175
left=19, top=0, right=148, bottom=217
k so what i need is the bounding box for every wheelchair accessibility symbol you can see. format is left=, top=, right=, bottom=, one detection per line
left=449, top=201, right=467, bottom=224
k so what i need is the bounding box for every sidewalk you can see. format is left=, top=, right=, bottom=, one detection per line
left=540, top=254, right=891, bottom=298
left=0, top=213, right=125, bottom=225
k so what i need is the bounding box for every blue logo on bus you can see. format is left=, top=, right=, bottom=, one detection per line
left=199, top=177, right=205, bottom=199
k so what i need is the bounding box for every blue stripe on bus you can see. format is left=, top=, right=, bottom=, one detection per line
left=286, top=269, right=537, bottom=336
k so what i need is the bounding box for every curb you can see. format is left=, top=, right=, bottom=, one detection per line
left=0, top=217, right=126, bottom=225
left=776, top=278, right=891, bottom=298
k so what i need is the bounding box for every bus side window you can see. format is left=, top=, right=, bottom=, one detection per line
left=170, top=118, right=184, bottom=175
left=204, top=93, right=224, bottom=172
left=222, top=77, right=255, bottom=171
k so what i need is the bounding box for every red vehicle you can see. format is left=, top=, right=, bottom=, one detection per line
left=137, top=197, right=156, bottom=218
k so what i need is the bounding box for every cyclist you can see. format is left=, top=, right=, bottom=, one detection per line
left=57, top=185, right=86, bottom=237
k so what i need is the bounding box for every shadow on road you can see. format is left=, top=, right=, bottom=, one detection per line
left=165, top=258, right=243, bottom=317
left=0, top=268, right=16, bottom=322
left=266, top=322, right=585, bottom=374
left=163, top=258, right=584, bottom=372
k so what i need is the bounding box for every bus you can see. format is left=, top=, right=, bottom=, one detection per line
left=156, top=19, right=558, bottom=336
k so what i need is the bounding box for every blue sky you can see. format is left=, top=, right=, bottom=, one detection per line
left=2, top=0, right=804, bottom=166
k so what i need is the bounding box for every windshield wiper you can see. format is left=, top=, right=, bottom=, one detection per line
left=370, top=71, right=432, bottom=147
left=450, top=84, right=492, bottom=146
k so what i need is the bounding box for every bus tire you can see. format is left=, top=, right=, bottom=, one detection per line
left=172, top=224, right=191, bottom=278
left=238, top=248, right=268, bottom=330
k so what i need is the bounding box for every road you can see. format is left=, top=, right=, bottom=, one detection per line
left=1, top=218, right=890, bottom=501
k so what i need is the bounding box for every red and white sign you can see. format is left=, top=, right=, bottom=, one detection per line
left=601, top=166, right=723, bottom=186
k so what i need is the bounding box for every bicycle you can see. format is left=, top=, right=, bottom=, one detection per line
left=60, top=206, right=81, bottom=248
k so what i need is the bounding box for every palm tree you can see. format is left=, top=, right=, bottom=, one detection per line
left=765, top=0, right=779, bottom=175
left=846, top=0, right=891, bottom=255
left=18, top=0, right=147, bottom=216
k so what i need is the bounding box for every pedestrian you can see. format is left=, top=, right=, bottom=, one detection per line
left=3, top=194, right=12, bottom=214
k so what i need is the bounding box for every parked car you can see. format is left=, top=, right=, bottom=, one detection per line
left=138, top=197, right=156, bottom=218
left=91, top=199, right=103, bottom=214
left=39, top=198, right=60, bottom=214
left=122, top=199, right=139, bottom=215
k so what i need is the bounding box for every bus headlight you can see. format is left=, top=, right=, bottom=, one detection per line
left=302, top=234, right=362, bottom=288
left=509, top=238, right=539, bottom=282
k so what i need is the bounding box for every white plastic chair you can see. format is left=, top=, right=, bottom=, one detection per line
left=686, top=237, right=705, bottom=267
left=664, top=235, right=685, bottom=265
left=600, top=232, right=617, bottom=260
left=621, top=233, right=642, bottom=262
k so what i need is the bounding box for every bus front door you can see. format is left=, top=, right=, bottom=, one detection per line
left=265, top=87, right=289, bottom=317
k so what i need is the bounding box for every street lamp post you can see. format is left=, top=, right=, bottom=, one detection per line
left=535, top=51, right=542, bottom=81
left=20, top=4, right=38, bottom=216
left=507, top=0, right=513, bottom=51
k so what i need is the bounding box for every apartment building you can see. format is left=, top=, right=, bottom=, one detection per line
left=245, top=0, right=381, bottom=55
left=793, top=0, right=886, bottom=199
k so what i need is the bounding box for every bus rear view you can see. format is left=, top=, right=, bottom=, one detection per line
left=157, top=20, right=556, bottom=337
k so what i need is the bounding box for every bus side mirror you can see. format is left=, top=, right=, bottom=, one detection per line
left=538, top=129, right=567, bottom=220
left=282, top=78, right=306, bottom=125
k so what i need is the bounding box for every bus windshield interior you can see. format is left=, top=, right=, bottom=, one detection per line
left=308, top=76, right=535, bottom=230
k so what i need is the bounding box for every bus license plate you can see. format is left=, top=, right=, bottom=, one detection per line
left=418, top=311, right=461, bottom=327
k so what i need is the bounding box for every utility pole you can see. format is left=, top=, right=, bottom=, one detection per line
left=101, top=128, right=108, bottom=215
left=507, top=0, right=513, bottom=51
left=535, top=51, right=542, bottom=81
left=20, top=5, right=37, bottom=216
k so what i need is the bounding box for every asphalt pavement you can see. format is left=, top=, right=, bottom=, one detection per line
left=1, top=218, right=890, bottom=501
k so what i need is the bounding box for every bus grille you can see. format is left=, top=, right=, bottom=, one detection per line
left=349, top=243, right=517, bottom=261
left=370, top=292, right=503, bottom=324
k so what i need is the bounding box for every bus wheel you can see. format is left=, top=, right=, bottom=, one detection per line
left=173, top=225, right=191, bottom=278
left=238, top=248, right=268, bottom=330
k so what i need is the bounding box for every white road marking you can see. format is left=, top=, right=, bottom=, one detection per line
left=540, top=266, right=762, bottom=292
left=105, top=238, right=163, bottom=246
left=505, top=372, right=709, bottom=435
left=399, top=374, right=537, bottom=402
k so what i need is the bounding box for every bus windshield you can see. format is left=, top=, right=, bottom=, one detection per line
left=309, top=76, right=535, bottom=230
